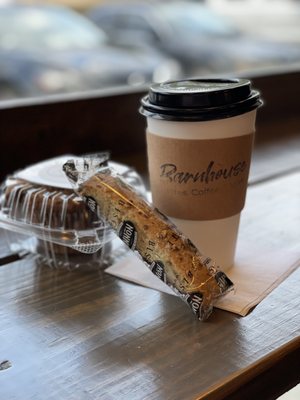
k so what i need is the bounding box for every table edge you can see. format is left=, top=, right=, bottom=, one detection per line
left=195, top=335, right=300, bottom=400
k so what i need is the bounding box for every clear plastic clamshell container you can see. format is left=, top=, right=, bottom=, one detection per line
left=0, top=156, right=144, bottom=269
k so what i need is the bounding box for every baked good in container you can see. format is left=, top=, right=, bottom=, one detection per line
left=0, top=156, right=143, bottom=269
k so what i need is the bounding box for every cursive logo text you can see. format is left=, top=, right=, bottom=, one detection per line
left=160, top=161, right=246, bottom=184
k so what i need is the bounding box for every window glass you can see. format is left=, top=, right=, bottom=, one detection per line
left=117, top=14, right=150, bottom=31
left=0, top=7, right=106, bottom=51
left=0, top=0, right=299, bottom=101
left=161, top=4, right=238, bottom=37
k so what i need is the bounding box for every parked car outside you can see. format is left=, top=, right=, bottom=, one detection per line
left=0, top=49, right=86, bottom=100
left=0, top=5, right=181, bottom=100
left=87, top=1, right=300, bottom=75
left=207, top=0, right=300, bottom=43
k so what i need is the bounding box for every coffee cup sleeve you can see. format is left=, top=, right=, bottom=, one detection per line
left=63, top=155, right=234, bottom=321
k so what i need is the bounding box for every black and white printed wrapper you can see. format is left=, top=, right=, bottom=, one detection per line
left=63, top=153, right=234, bottom=321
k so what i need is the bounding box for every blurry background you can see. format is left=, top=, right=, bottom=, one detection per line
left=0, top=0, right=299, bottom=100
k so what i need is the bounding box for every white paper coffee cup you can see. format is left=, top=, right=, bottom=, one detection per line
left=140, top=79, right=262, bottom=270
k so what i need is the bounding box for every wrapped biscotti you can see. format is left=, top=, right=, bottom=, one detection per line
left=63, top=155, right=234, bottom=320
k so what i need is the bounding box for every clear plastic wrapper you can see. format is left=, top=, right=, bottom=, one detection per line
left=63, top=155, right=234, bottom=320
left=0, top=155, right=144, bottom=269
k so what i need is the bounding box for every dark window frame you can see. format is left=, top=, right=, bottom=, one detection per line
left=0, top=66, right=299, bottom=181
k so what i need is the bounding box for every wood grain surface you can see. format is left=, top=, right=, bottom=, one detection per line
left=0, top=170, right=299, bottom=400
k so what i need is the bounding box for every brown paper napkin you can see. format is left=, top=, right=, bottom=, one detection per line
left=105, top=240, right=299, bottom=317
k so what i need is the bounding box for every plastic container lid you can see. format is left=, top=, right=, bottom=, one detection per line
left=140, top=78, right=262, bottom=121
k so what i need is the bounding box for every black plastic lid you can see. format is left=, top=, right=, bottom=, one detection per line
left=140, top=78, right=262, bottom=121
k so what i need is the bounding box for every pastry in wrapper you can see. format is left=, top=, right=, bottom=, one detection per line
left=63, top=156, right=234, bottom=320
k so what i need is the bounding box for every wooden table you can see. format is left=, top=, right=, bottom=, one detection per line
left=0, top=71, right=300, bottom=399
left=0, top=137, right=299, bottom=400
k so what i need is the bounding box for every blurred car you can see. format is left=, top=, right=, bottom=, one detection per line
left=87, top=1, right=300, bottom=75
left=0, top=50, right=86, bottom=100
left=207, top=0, right=300, bottom=43
left=0, top=5, right=181, bottom=99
